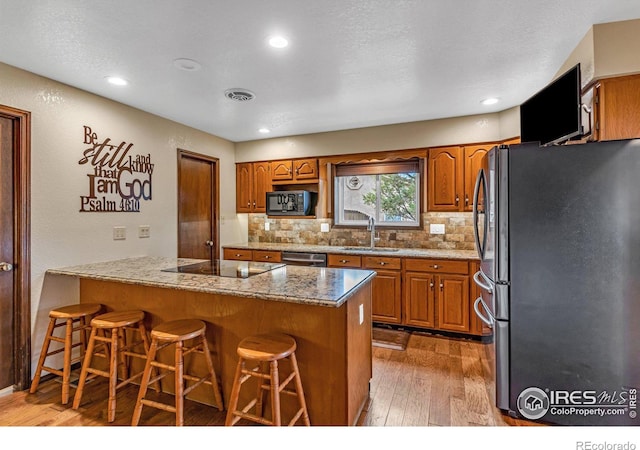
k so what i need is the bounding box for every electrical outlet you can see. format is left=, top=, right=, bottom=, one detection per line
left=264, top=222, right=270, bottom=231
left=113, top=226, right=126, bottom=240
left=320, top=223, right=330, bottom=233
left=359, top=304, right=364, bottom=325
left=139, top=225, right=150, bottom=238
left=430, top=223, right=445, bottom=235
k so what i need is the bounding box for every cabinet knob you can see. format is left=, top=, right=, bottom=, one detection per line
left=439, top=282, right=444, bottom=291
left=264, top=255, right=271, bottom=259
left=465, top=194, right=469, bottom=206
left=429, top=280, right=434, bottom=289
left=247, top=202, right=250, bottom=207
left=205, top=240, right=214, bottom=247
left=379, top=261, right=386, bottom=266
left=433, top=264, right=439, bottom=269
left=340, top=259, right=348, bottom=264
left=455, top=195, right=460, bottom=205
left=235, top=254, right=242, bottom=257
left=0, top=262, right=13, bottom=272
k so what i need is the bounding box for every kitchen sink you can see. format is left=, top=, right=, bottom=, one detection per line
left=341, top=247, right=399, bottom=252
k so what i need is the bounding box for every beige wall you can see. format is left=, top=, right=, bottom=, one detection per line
left=0, top=62, right=242, bottom=372
left=235, top=109, right=520, bottom=163
left=555, top=18, right=640, bottom=85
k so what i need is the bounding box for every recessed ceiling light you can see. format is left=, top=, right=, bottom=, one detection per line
left=258, top=128, right=270, bottom=134
left=105, top=76, right=128, bottom=86
left=268, top=36, right=289, bottom=48
left=481, top=97, right=499, bottom=106
left=173, top=58, right=201, bottom=71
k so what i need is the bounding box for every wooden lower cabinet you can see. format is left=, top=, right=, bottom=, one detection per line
left=404, top=258, right=471, bottom=334
left=364, top=256, right=402, bottom=324
left=223, top=248, right=282, bottom=263
left=404, top=272, right=436, bottom=328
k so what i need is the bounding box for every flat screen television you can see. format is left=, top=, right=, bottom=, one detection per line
left=520, top=63, right=583, bottom=146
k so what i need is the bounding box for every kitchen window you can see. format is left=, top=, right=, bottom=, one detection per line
left=334, top=159, right=422, bottom=227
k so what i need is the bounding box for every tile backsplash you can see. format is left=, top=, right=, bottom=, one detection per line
left=248, top=212, right=476, bottom=250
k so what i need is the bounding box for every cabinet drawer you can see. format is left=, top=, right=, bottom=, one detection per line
left=404, top=258, right=468, bottom=274
left=223, top=248, right=253, bottom=261
left=363, top=256, right=401, bottom=270
left=253, top=250, right=282, bottom=263
left=328, top=254, right=362, bottom=268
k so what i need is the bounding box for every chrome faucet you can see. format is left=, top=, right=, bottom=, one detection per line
left=367, top=216, right=380, bottom=249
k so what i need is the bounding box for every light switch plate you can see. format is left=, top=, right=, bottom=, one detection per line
left=113, top=226, right=126, bottom=240
left=430, top=223, right=445, bottom=234
left=359, top=304, right=364, bottom=325
left=139, top=225, right=150, bottom=238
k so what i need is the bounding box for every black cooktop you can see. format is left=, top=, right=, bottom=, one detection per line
left=162, top=260, right=285, bottom=278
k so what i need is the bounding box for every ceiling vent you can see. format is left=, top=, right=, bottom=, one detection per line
left=224, top=89, right=256, bottom=102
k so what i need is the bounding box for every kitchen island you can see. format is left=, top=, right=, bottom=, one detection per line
left=47, top=256, right=376, bottom=426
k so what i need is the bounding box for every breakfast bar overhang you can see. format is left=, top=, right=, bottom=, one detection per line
left=47, top=256, right=375, bottom=426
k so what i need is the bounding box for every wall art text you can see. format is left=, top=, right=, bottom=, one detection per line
left=78, top=125, right=154, bottom=212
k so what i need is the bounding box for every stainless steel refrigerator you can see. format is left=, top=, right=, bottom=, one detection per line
left=472, top=139, right=640, bottom=426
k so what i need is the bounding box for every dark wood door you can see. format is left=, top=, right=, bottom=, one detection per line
left=0, top=116, right=15, bottom=390
left=178, top=150, right=219, bottom=260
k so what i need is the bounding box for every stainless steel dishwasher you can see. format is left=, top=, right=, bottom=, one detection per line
left=281, top=251, right=327, bottom=267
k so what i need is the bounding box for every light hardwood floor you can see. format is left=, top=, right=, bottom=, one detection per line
left=0, top=332, right=534, bottom=426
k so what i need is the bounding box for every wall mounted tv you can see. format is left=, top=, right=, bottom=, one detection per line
left=520, top=63, right=583, bottom=146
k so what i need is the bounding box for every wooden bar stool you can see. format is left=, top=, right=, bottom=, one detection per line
left=72, top=310, right=153, bottom=422
left=29, top=303, right=103, bottom=404
left=131, top=319, right=224, bottom=426
left=225, top=333, right=310, bottom=426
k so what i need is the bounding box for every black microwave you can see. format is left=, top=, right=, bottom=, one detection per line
left=266, top=191, right=314, bottom=216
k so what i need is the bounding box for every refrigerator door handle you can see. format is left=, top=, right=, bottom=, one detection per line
left=473, top=270, right=493, bottom=293
left=473, top=297, right=495, bottom=328
left=472, top=169, right=488, bottom=258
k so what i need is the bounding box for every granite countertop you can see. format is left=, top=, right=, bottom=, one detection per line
left=46, top=256, right=375, bottom=308
left=223, top=242, right=479, bottom=260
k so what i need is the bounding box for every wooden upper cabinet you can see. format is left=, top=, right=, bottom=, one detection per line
left=272, top=158, right=319, bottom=183
left=236, top=163, right=253, bottom=213
left=293, top=158, right=318, bottom=180
left=427, top=146, right=463, bottom=211
left=463, top=145, right=491, bottom=212
left=271, top=160, right=293, bottom=181
left=252, top=162, right=271, bottom=212
left=236, top=162, right=271, bottom=213
left=593, top=74, right=640, bottom=142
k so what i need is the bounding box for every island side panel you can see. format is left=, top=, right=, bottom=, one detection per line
left=79, top=278, right=365, bottom=425
left=346, top=281, right=373, bottom=425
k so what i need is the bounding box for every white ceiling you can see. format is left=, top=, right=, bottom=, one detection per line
left=1, top=1, right=640, bottom=143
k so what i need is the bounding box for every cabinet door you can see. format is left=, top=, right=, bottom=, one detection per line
left=427, top=146, right=463, bottom=211
left=371, top=270, right=402, bottom=324
left=596, top=75, right=640, bottom=141
left=236, top=163, right=253, bottom=213
left=437, top=274, right=470, bottom=333
left=404, top=272, right=436, bottom=328
left=252, top=162, right=271, bottom=212
left=463, top=145, right=492, bottom=212
left=293, top=158, right=318, bottom=180
left=271, top=160, right=293, bottom=181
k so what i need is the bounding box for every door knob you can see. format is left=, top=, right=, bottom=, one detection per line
left=0, top=262, right=13, bottom=271
left=205, top=241, right=214, bottom=247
